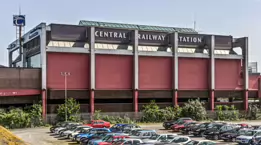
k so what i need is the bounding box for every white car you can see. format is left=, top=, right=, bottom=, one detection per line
left=143, top=134, right=177, bottom=143
left=115, top=138, right=144, bottom=144
left=236, top=129, right=261, bottom=144
left=184, top=140, right=216, bottom=145
left=62, top=125, right=92, bottom=138
left=54, top=123, right=82, bottom=135
left=166, top=136, right=191, bottom=144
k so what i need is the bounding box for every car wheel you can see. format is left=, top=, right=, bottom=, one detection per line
left=68, top=134, right=72, bottom=139
left=214, top=135, right=219, bottom=140
left=231, top=137, right=236, bottom=142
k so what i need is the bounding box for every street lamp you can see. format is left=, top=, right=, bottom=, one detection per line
left=61, top=72, right=70, bottom=122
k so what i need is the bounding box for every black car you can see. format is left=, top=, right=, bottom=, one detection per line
left=180, top=122, right=199, bottom=135
left=220, top=128, right=249, bottom=142
left=162, top=117, right=192, bottom=129
left=204, top=124, right=235, bottom=140
left=192, top=122, right=211, bottom=137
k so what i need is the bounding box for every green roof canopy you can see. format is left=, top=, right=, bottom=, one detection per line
left=79, top=20, right=197, bottom=33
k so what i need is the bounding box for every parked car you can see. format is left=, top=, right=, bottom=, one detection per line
left=192, top=122, right=211, bottom=137
left=180, top=122, right=199, bottom=135
left=161, top=136, right=191, bottom=144
left=122, top=124, right=141, bottom=133
left=163, top=118, right=192, bottom=129
left=236, top=129, right=261, bottom=144
left=171, top=120, right=194, bottom=132
left=129, top=130, right=157, bottom=139
left=54, top=122, right=82, bottom=135
left=204, top=124, right=235, bottom=140
left=220, top=128, right=249, bottom=142
left=112, top=138, right=143, bottom=145
left=80, top=132, right=108, bottom=145
left=88, top=133, right=128, bottom=145
left=75, top=128, right=111, bottom=143
left=71, top=127, right=92, bottom=141
left=97, top=135, right=130, bottom=145
left=142, top=134, right=177, bottom=143
left=184, top=140, right=216, bottom=145
left=61, top=125, right=92, bottom=138
left=86, top=120, right=111, bottom=128
left=110, top=124, right=128, bottom=132
left=50, top=122, right=69, bottom=133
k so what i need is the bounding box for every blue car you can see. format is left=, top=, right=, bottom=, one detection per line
left=109, top=124, right=129, bottom=132
left=75, top=128, right=111, bottom=143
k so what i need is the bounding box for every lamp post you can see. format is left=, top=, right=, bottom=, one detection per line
left=61, top=72, right=70, bottom=122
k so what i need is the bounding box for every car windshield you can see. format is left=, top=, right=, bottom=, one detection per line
left=171, top=137, right=183, bottom=143
left=149, top=134, right=160, bottom=140
left=237, top=130, right=247, bottom=135
left=245, top=131, right=257, bottom=136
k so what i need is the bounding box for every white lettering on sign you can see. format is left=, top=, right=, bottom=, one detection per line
left=95, top=30, right=166, bottom=41
left=178, top=36, right=202, bottom=43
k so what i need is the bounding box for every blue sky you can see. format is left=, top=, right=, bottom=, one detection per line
left=0, top=0, right=260, bottom=68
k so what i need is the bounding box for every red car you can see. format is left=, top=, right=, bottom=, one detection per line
left=86, top=120, right=111, bottom=128
left=171, top=120, right=194, bottom=132
left=98, top=135, right=129, bottom=145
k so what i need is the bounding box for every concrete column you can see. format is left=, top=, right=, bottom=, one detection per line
left=133, top=30, right=139, bottom=112
left=22, top=47, right=27, bottom=67
left=40, top=23, right=47, bottom=120
left=258, top=78, right=261, bottom=98
left=243, top=37, right=249, bottom=110
left=89, top=27, right=95, bottom=114
left=171, top=32, right=178, bottom=106
left=8, top=51, right=13, bottom=67
left=209, top=35, right=215, bottom=111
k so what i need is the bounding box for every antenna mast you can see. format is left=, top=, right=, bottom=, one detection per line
left=193, top=13, right=197, bottom=31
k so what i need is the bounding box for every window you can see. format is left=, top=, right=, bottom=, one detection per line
left=27, top=54, right=41, bottom=68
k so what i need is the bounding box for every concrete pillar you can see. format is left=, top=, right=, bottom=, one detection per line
left=133, top=30, right=139, bottom=112
left=42, top=90, right=47, bottom=121
left=258, top=78, right=261, bottom=98
left=209, top=35, right=215, bottom=111
left=40, top=23, right=47, bottom=120
left=243, top=37, right=249, bottom=110
left=22, top=47, right=27, bottom=67
left=89, top=27, right=95, bottom=114
left=8, top=51, right=13, bottom=67
left=171, top=32, right=179, bottom=106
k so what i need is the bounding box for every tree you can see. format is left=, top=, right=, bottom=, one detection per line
left=57, top=98, right=80, bottom=122
left=181, top=99, right=207, bottom=121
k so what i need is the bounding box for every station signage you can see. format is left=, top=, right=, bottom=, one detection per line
left=94, top=28, right=232, bottom=49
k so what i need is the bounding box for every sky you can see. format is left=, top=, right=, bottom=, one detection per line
left=0, top=0, right=260, bottom=68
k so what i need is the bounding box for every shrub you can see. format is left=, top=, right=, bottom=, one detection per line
left=247, top=104, right=260, bottom=120
left=57, top=98, right=81, bottom=122
left=0, top=102, right=43, bottom=129
left=93, top=110, right=135, bottom=124
left=215, top=105, right=239, bottom=121
left=181, top=99, right=207, bottom=121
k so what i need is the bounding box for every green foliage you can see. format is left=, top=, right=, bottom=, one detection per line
left=57, top=98, right=81, bottom=122
left=93, top=110, right=135, bottom=124
left=215, top=105, right=239, bottom=121
left=141, top=100, right=183, bottom=122
left=181, top=99, right=207, bottom=121
left=0, top=103, right=43, bottom=129
left=247, top=104, right=261, bottom=120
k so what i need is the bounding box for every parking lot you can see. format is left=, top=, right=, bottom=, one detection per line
left=13, top=121, right=261, bottom=145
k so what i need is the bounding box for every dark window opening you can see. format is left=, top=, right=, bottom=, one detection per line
left=178, top=98, right=208, bottom=102
left=47, top=99, right=89, bottom=104
left=138, top=98, right=172, bottom=103
left=95, top=99, right=132, bottom=103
